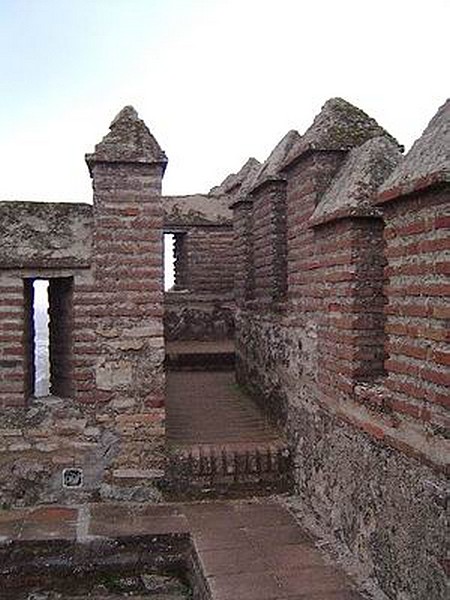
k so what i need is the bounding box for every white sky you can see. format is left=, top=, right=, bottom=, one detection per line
left=0, top=0, right=448, bottom=202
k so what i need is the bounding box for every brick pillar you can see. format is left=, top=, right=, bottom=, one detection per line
left=309, top=136, right=402, bottom=397
left=312, top=218, right=387, bottom=396
left=375, top=99, right=449, bottom=426
left=83, top=106, right=167, bottom=409
left=250, top=178, right=287, bottom=308
left=231, top=197, right=254, bottom=308
left=379, top=187, right=450, bottom=414
left=282, top=151, right=346, bottom=318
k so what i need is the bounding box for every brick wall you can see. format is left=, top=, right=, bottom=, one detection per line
left=0, top=274, right=28, bottom=407
left=231, top=198, right=254, bottom=307
left=182, top=227, right=234, bottom=294
left=380, top=186, right=449, bottom=433
left=251, top=179, right=288, bottom=308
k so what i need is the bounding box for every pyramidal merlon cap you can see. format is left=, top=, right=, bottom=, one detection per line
left=86, top=105, right=168, bottom=169
left=283, top=98, right=400, bottom=170
left=377, top=98, right=450, bottom=203
left=250, top=129, right=301, bottom=192
left=209, top=157, right=261, bottom=197
left=311, top=136, right=402, bottom=226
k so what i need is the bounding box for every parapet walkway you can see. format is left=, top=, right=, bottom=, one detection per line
left=0, top=499, right=362, bottom=599
left=165, top=367, right=291, bottom=498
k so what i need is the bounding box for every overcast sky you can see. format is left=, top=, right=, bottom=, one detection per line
left=0, top=0, right=448, bottom=202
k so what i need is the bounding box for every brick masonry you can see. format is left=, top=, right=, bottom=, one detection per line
left=231, top=98, right=449, bottom=600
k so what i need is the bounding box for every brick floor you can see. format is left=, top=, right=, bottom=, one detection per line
left=0, top=499, right=364, bottom=600
left=165, top=371, right=291, bottom=497
left=166, top=371, right=281, bottom=447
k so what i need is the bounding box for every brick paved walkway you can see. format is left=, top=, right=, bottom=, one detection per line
left=165, top=371, right=291, bottom=497
left=0, top=499, right=363, bottom=600
left=166, top=371, right=281, bottom=447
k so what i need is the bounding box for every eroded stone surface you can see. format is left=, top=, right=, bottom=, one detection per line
left=378, top=98, right=450, bottom=201
left=311, top=136, right=402, bottom=225
left=283, top=97, right=401, bottom=168
left=0, top=396, right=165, bottom=507
left=0, top=201, right=92, bottom=268
left=163, top=194, right=232, bottom=227
left=86, top=105, right=168, bottom=166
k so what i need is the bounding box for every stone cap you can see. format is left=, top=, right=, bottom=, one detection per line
left=282, top=98, right=400, bottom=171
left=311, top=136, right=402, bottom=226
left=377, top=99, right=450, bottom=203
left=163, top=194, right=232, bottom=227
left=85, top=106, right=168, bottom=171
left=249, top=130, right=301, bottom=194
left=209, top=157, right=261, bottom=198
left=0, top=201, right=92, bottom=268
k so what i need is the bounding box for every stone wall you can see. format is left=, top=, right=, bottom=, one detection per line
left=232, top=98, right=449, bottom=600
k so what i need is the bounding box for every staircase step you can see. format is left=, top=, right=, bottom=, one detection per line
left=165, top=370, right=292, bottom=500
left=165, top=351, right=235, bottom=371
left=165, top=443, right=292, bottom=500
left=165, top=341, right=235, bottom=371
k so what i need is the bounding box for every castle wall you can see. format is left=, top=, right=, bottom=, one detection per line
left=0, top=99, right=447, bottom=598
left=232, top=100, right=449, bottom=600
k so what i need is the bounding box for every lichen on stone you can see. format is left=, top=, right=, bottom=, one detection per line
left=378, top=98, right=450, bottom=202
left=283, top=97, right=401, bottom=169
left=311, top=136, right=402, bottom=225
left=86, top=105, right=168, bottom=167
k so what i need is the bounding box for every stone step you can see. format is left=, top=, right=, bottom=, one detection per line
left=165, top=350, right=235, bottom=371
left=165, top=341, right=235, bottom=371
left=165, top=442, right=292, bottom=500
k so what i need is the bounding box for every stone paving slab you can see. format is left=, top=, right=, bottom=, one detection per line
left=0, top=499, right=364, bottom=600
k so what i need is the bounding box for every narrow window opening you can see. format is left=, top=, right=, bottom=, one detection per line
left=164, top=233, right=175, bottom=291
left=24, top=276, right=74, bottom=400
left=164, top=232, right=188, bottom=291
left=33, top=280, right=50, bottom=397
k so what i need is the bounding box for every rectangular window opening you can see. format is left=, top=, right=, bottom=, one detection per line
left=24, top=277, right=74, bottom=399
